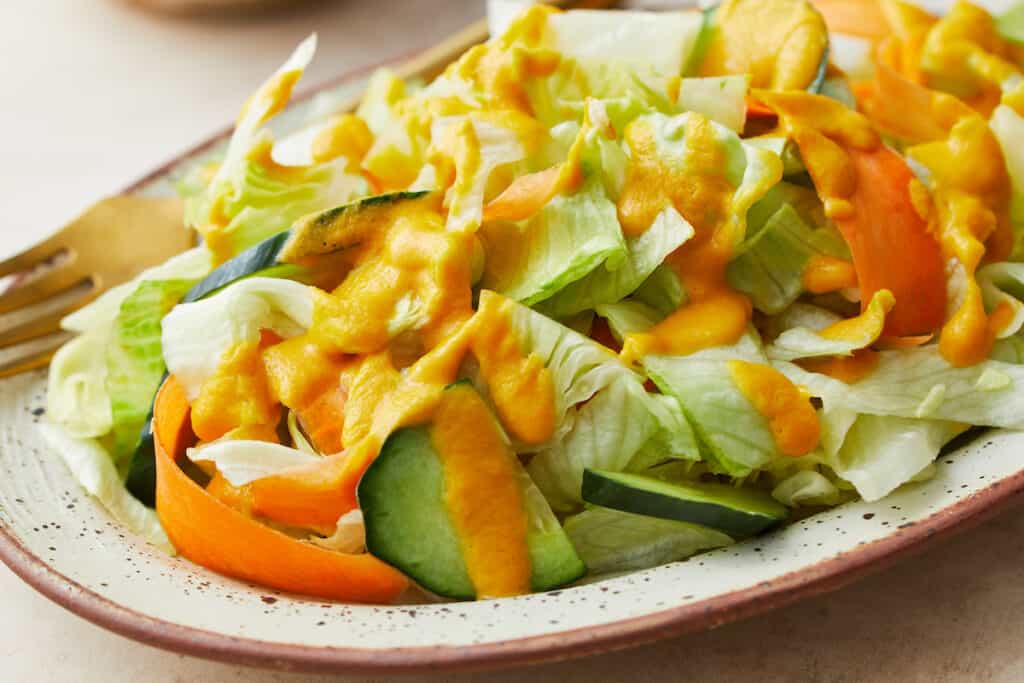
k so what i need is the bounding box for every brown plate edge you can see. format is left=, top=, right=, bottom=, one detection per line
left=1, top=455, right=1022, bottom=675
left=3, top=51, right=1024, bottom=676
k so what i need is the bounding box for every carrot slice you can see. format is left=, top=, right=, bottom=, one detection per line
left=295, top=382, right=348, bottom=455
left=154, top=377, right=408, bottom=603
left=812, top=0, right=889, bottom=39
left=835, top=146, right=947, bottom=337
left=482, top=165, right=562, bottom=223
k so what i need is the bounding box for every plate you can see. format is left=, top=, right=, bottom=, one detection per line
left=1, top=65, right=1024, bottom=675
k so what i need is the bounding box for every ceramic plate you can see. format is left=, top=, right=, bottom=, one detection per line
left=2, top=65, right=1024, bottom=676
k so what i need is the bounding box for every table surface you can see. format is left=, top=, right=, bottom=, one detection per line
left=3, top=1, right=1024, bottom=681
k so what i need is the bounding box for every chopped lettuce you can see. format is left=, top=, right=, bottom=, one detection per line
left=627, top=393, right=702, bottom=471
left=728, top=203, right=848, bottom=315
left=643, top=334, right=782, bottom=477
left=185, top=36, right=370, bottom=260
left=544, top=10, right=705, bottom=78
left=596, top=300, right=663, bottom=343
left=767, top=289, right=894, bottom=361
left=481, top=176, right=626, bottom=305
left=776, top=348, right=1024, bottom=428
left=989, top=104, right=1024, bottom=259
left=48, top=247, right=213, bottom=440
left=771, top=469, right=842, bottom=507
left=676, top=75, right=750, bottom=133
left=978, top=262, right=1024, bottom=338
left=632, top=266, right=685, bottom=316
left=564, top=505, right=731, bottom=574
left=826, top=416, right=964, bottom=502
left=106, top=279, right=196, bottom=461
left=39, top=423, right=172, bottom=552
left=527, top=377, right=660, bottom=511
left=492, top=291, right=639, bottom=444
left=537, top=206, right=694, bottom=318
left=161, top=277, right=315, bottom=401
left=187, top=440, right=319, bottom=487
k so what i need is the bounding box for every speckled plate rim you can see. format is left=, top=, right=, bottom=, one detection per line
left=3, top=54, right=1024, bottom=676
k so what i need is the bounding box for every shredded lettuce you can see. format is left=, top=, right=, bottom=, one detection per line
left=564, top=506, right=731, bottom=574
left=106, top=279, right=196, bottom=461
left=643, top=334, right=783, bottom=477
left=728, top=203, right=848, bottom=315
left=528, top=377, right=660, bottom=511
left=39, top=423, right=172, bottom=552
left=767, top=289, right=894, bottom=361
left=676, top=75, right=750, bottom=133
left=776, top=348, right=1024, bottom=428
left=978, top=261, right=1024, bottom=338
left=185, top=36, right=370, bottom=260
left=48, top=247, right=213, bottom=440
left=989, top=104, right=1024, bottom=260
left=826, top=416, right=965, bottom=502
left=537, top=206, right=694, bottom=318
left=161, top=277, right=315, bottom=401
left=632, top=266, right=685, bottom=316
left=596, top=300, right=663, bottom=343
left=187, top=440, right=319, bottom=487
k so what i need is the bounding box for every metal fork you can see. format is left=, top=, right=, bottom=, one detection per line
left=0, top=196, right=192, bottom=378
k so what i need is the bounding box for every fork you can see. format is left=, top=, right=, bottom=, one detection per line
left=1, top=0, right=621, bottom=380
left=0, top=196, right=192, bottom=378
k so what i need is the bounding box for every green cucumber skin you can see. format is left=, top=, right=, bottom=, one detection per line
left=360, top=428, right=477, bottom=600
left=183, top=231, right=290, bottom=303
left=581, top=470, right=785, bottom=538
left=359, top=384, right=585, bottom=598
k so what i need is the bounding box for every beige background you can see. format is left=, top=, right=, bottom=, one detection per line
left=3, top=1, right=1024, bottom=681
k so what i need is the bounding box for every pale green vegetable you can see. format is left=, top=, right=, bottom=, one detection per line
left=826, top=416, right=964, bottom=502
left=676, top=75, right=750, bottom=132
left=106, top=279, right=196, bottom=461
left=186, top=440, right=319, bottom=487
left=38, top=423, right=172, bottom=552
left=564, top=506, right=731, bottom=574
left=161, top=277, right=315, bottom=401
left=596, top=300, right=663, bottom=343
left=775, top=348, right=1024, bottom=428
left=528, top=377, right=660, bottom=511
left=728, top=204, right=848, bottom=315
left=538, top=206, right=694, bottom=318
left=771, top=469, right=842, bottom=507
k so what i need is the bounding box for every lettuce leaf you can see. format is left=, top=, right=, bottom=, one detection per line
left=481, top=175, right=626, bottom=305
left=643, top=333, right=781, bottom=477
left=48, top=247, right=213, bottom=440
left=989, top=104, right=1024, bottom=259
left=771, top=469, right=842, bottom=507
left=775, top=347, right=1024, bottom=428
left=537, top=206, right=694, bottom=318
left=186, top=440, right=319, bottom=487
left=627, top=393, right=702, bottom=471
left=728, top=203, right=848, bottom=315
left=161, top=277, right=315, bottom=401
left=595, top=300, right=663, bottom=343
left=564, top=505, right=731, bottom=574
left=978, top=261, right=1024, bottom=338
left=826, top=415, right=964, bottom=502
left=632, top=266, right=685, bottom=316
left=527, top=377, right=660, bottom=511
left=38, top=423, right=172, bottom=552
left=106, top=279, right=196, bottom=461
left=767, top=289, right=894, bottom=361
left=185, top=36, right=370, bottom=260
left=676, top=75, right=750, bottom=133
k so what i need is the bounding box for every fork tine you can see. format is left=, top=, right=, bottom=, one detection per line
left=0, top=234, right=67, bottom=280
left=0, top=266, right=94, bottom=316
left=0, top=331, right=73, bottom=379
left=0, top=312, right=71, bottom=348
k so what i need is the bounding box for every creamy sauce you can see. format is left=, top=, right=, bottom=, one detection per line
left=699, top=0, right=828, bottom=90
left=819, top=289, right=894, bottom=344
left=312, top=113, right=373, bottom=167
left=802, top=254, right=858, bottom=294
left=431, top=385, right=532, bottom=598
left=729, top=360, right=820, bottom=456
left=191, top=341, right=280, bottom=443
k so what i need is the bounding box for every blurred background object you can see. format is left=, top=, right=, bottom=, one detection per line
left=123, top=0, right=310, bottom=13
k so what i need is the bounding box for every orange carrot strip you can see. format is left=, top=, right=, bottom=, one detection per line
left=154, top=378, right=407, bottom=603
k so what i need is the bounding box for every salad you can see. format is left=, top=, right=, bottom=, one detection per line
left=43, top=0, right=1024, bottom=603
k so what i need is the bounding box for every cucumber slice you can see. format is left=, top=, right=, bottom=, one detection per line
left=581, top=469, right=787, bottom=537
left=279, top=191, right=433, bottom=262
left=359, top=384, right=585, bottom=599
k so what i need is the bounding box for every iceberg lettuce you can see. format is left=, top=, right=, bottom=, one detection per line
left=161, top=277, right=315, bottom=401
left=187, top=440, right=319, bottom=487
left=564, top=505, right=731, bottom=574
